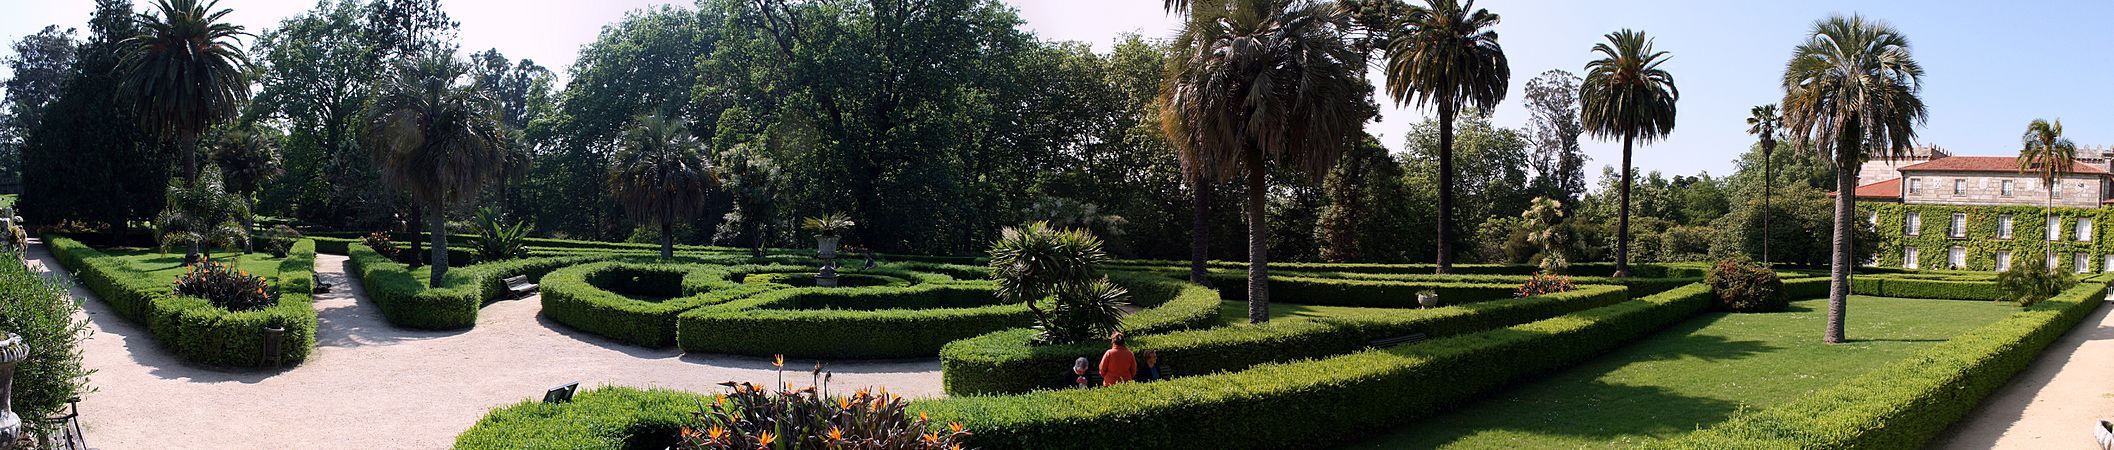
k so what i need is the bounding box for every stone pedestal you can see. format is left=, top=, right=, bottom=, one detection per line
left=0, top=333, right=26, bottom=447
left=815, top=236, right=841, bottom=288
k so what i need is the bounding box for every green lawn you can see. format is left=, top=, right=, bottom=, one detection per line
left=100, top=248, right=287, bottom=282
left=1214, top=300, right=1403, bottom=323
left=1345, top=296, right=2017, bottom=449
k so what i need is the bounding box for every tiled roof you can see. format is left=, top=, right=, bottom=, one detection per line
left=1830, top=178, right=1901, bottom=199
left=1897, top=156, right=2112, bottom=175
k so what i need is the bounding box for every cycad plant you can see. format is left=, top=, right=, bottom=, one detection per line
left=361, top=53, right=510, bottom=287
left=988, top=221, right=1129, bottom=344
left=154, top=173, right=250, bottom=260
left=610, top=113, right=716, bottom=259
left=1581, top=29, right=1678, bottom=277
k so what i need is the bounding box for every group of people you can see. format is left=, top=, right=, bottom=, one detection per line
left=1065, top=332, right=1173, bottom=389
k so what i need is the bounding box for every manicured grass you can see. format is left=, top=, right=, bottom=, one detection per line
left=1345, top=296, right=2016, bottom=449
left=1214, top=299, right=1410, bottom=323
left=99, top=248, right=285, bottom=282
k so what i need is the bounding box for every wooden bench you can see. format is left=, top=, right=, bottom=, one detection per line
left=1369, top=333, right=1428, bottom=349
left=503, top=275, right=538, bottom=298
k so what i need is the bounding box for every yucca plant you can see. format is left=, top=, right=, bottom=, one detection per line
left=988, top=221, right=1128, bottom=344
left=801, top=212, right=856, bottom=237
left=471, top=207, right=531, bottom=261
left=154, top=173, right=250, bottom=261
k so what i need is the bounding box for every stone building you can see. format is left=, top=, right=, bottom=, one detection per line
left=1845, top=146, right=2114, bottom=207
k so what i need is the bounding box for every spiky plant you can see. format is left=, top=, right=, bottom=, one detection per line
left=988, top=221, right=1126, bottom=343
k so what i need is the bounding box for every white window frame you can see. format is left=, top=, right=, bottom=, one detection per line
left=1906, top=212, right=1921, bottom=236
left=2079, top=217, right=2094, bottom=242
left=1949, top=246, right=1966, bottom=269
left=1954, top=179, right=1965, bottom=194
left=1951, top=213, right=1967, bottom=238
left=2050, top=217, right=2063, bottom=242
left=2103, top=255, right=2113, bottom=273
left=2049, top=252, right=2062, bottom=270
left=1909, top=178, right=1921, bottom=194
left=2077, top=253, right=2092, bottom=274
left=1904, top=246, right=1920, bottom=269
left=2002, top=180, right=2014, bottom=196
left=1998, top=215, right=2014, bottom=239
left=1997, top=251, right=2012, bottom=271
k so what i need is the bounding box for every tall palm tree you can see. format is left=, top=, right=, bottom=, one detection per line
left=1380, top=0, right=1509, bottom=274
left=1746, top=104, right=1780, bottom=264
left=1780, top=14, right=1927, bottom=343
left=120, top=0, right=252, bottom=184
left=611, top=113, right=717, bottom=259
left=361, top=53, right=510, bottom=288
left=2019, top=118, right=2077, bottom=265
left=1160, top=0, right=1366, bottom=323
left=1164, top=0, right=1216, bottom=286
left=211, top=126, right=282, bottom=253
left=1581, top=29, right=1678, bottom=278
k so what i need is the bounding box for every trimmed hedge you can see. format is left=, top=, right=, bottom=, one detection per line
left=540, top=261, right=773, bottom=347
left=46, top=236, right=319, bottom=368
left=940, top=284, right=1630, bottom=396
left=675, top=282, right=1028, bottom=359
left=455, top=386, right=697, bottom=449
left=345, top=243, right=611, bottom=330
left=1202, top=272, right=1520, bottom=307
left=1106, top=260, right=1699, bottom=278
left=1652, top=277, right=2111, bottom=449
left=909, top=283, right=1714, bottom=449
left=1849, top=276, right=2004, bottom=300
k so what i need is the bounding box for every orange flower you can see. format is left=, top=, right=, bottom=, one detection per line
left=922, top=432, right=940, bottom=444
left=918, top=411, right=929, bottom=422
left=827, top=426, right=844, bottom=442
left=949, top=445, right=962, bottom=450
left=772, top=354, right=785, bottom=368
left=681, top=427, right=703, bottom=439
left=947, top=422, right=963, bottom=433
left=706, top=426, right=728, bottom=441
left=836, top=397, right=851, bottom=410
left=756, top=431, right=777, bottom=446
left=715, top=393, right=728, bottom=405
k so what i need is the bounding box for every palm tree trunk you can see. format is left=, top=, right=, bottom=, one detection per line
left=1435, top=105, right=1456, bottom=274
left=1761, top=148, right=1772, bottom=265
left=1244, top=151, right=1270, bottom=324
left=1616, top=133, right=1633, bottom=277
left=661, top=220, right=675, bottom=259
left=1191, top=181, right=1211, bottom=285
left=243, top=196, right=256, bottom=254
left=428, top=206, right=449, bottom=289
left=2047, top=185, right=2056, bottom=267
left=746, top=214, right=764, bottom=258
left=182, top=131, right=201, bottom=263
left=1824, top=150, right=1854, bottom=344
left=408, top=203, right=423, bottom=269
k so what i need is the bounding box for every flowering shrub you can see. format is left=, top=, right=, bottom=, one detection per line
left=361, top=231, right=402, bottom=261
left=260, top=225, right=303, bottom=257
left=679, top=359, right=970, bottom=449
left=1705, top=259, right=1786, bottom=312
left=1514, top=273, right=1577, bottom=298
left=173, top=257, right=276, bottom=311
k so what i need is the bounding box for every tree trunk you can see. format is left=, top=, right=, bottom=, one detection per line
left=1435, top=105, right=1456, bottom=274
left=408, top=203, right=423, bottom=269
left=1616, top=133, right=1634, bottom=277
left=1825, top=150, right=1855, bottom=344
left=1190, top=181, right=1211, bottom=285
left=182, top=132, right=201, bottom=263
left=428, top=206, right=449, bottom=289
left=661, top=220, right=675, bottom=259
left=1761, top=146, right=1772, bottom=265
left=747, top=216, right=764, bottom=258
left=243, top=196, right=256, bottom=254
left=1244, top=151, right=1270, bottom=324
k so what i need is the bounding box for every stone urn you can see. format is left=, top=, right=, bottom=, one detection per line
left=1416, top=291, right=1439, bottom=309
left=815, top=235, right=841, bottom=260
left=0, top=333, right=27, bottom=446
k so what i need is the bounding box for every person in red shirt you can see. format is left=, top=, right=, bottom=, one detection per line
left=1099, top=331, right=1137, bottom=386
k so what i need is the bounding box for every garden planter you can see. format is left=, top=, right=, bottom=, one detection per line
left=262, top=325, right=287, bottom=368
left=1417, top=292, right=1439, bottom=309
left=0, top=333, right=25, bottom=444
left=815, top=235, right=841, bottom=259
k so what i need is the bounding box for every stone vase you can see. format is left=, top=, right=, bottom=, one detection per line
left=0, top=333, right=26, bottom=446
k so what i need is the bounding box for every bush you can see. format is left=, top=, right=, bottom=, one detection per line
left=1203, top=271, right=1522, bottom=307
left=457, top=387, right=702, bottom=449
left=1995, top=262, right=2076, bottom=306
left=939, top=283, right=1629, bottom=396
left=471, top=207, right=531, bottom=261
left=678, top=380, right=969, bottom=449
left=988, top=221, right=1122, bottom=344
left=46, top=235, right=318, bottom=368
left=540, top=261, right=772, bottom=347
left=1705, top=259, right=1787, bottom=312
left=1514, top=273, right=1577, bottom=297
left=259, top=224, right=302, bottom=257
left=173, top=257, right=278, bottom=311
left=0, top=248, right=89, bottom=439
left=361, top=231, right=401, bottom=260
left=347, top=243, right=611, bottom=330
left=1651, top=278, right=2110, bottom=449
left=676, top=282, right=1032, bottom=359
left=910, top=283, right=1715, bottom=449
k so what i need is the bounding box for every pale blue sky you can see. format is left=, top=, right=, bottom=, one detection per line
left=7, top=0, right=2113, bottom=182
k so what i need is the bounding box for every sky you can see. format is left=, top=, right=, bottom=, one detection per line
left=6, top=0, right=2114, bottom=183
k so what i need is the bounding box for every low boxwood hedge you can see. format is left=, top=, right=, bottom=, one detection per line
left=1652, top=277, right=2111, bottom=449
left=940, top=284, right=1629, bottom=396
left=46, top=236, right=319, bottom=368
left=907, top=283, right=1714, bottom=449
left=1105, top=260, right=1698, bottom=278
left=540, top=261, right=774, bottom=347
left=1849, top=276, right=2004, bottom=300
left=345, top=243, right=611, bottom=330
left=454, top=386, right=698, bottom=449
left=675, top=282, right=1028, bottom=359
left=1202, top=272, right=1522, bottom=307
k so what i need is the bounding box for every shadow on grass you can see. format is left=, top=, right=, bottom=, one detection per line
left=1363, top=380, right=1747, bottom=449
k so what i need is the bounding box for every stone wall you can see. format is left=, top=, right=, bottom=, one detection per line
left=1900, top=170, right=2107, bottom=208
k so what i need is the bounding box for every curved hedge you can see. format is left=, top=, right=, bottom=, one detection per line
left=940, top=284, right=1629, bottom=396
left=540, top=261, right=773, bottom=347
left=909, top=283, right=1714, bottom=450
left=345, top=243, right=611, bottom=330
left=675, top=282, right=1026, bottom=359
left=455, top=386, right=698, bottom=449
left=46, top=236, right=319, bottom=368
left=1652, top=276, right=2111, bottom=449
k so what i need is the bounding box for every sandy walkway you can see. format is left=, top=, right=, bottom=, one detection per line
left=1935, top=297, right=2114, bottom=449
left=33, top=241, right=942, bottom=450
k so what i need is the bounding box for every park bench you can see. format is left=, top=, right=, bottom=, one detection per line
left=1368, top=333, right=1428, bottom=349
left=503, top=275, right=538, bottom=298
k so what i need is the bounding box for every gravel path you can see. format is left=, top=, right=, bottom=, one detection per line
left=35, top=242, right=943, bottom=450
left=1935, top=297, right=2114, bottom=450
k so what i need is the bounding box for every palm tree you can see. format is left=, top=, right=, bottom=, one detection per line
left=211, top=126, right=282, bottom=253
left=2019, top=118, right=2077, bottom=265
left=1746, top=104, right=1780, bottom=264
left=1159, top=0, right=1367, bottom=323
left=1780, top=14, right=1927, bottom=343
left=361, top=54, right=511, bottom=288
left=120, top=0, right=252, bottom=184
left=1380, top=0, right=1509, bottom=274
left=610, top=113, right=717, bottom=259
left=1581, top=29, right=1678, bottom=278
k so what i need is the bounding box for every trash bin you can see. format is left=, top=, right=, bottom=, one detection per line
left=262, top=325, right=287, bottom=368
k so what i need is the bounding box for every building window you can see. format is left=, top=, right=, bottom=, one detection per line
left=1954, top=179, right=1965, bottom=194
left=1997, top=250, right=2012, bottom=271
left=1904, top=247, right=1919, bottom=269
left=2049, top=217, right=2062, bottom=242
left=2049, top=252, right=2061, bottom=270
left=1909, top=178, right=1921, bottom=194
left=2103, top=255, right=2113, bottom=273
left=1999, top=215, right=2014, bottom=239
left=2077, top=253, right=2091, bottom=274
left=2079, top=217, right=2094, bottom=242
left=2054, top=181, right=2064, bottom=198
left=1950, top=213, right=1967, bottom=238
left=1949, top=246, right=1966, bottom=268
left=2002, top=180, right=2014, bottom=196
left=1906, top=212, right=1920, bottom=236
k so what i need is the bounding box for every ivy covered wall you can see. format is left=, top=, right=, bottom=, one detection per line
left=1861, top=202, right=2114, bottom=272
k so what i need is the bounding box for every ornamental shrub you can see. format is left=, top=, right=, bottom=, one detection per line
left=1514, top=273, right=1577, bottom=298
left=0, top=252, right=89, bottom=439
left=987, top=221, right=1125, bottom=344
left=472, top=207, right=531, bottom=261
left=1705, top=259, right=1786, bottom=312
left=679, top=379, right=970, bottom=450
left=174, top=257, right=277, bottom=311
left=362, top=231, right=401, bottom=261
left=260, top=224, right=302, bottom=257
left=1995, top=262, right=2075, bottom=306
